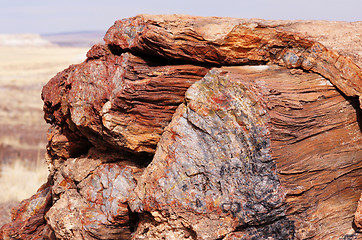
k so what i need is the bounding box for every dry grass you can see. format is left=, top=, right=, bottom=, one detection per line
left=0, top=46, right=88, bottom=125
left=0, top=46, right=88, bottom=84
left=0, top=45, right=89, bottom=204
left=0, top=159, right=49, bottom=203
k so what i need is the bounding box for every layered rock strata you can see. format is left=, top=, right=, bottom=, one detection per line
left=104, top=15, right=362, bottom=107
left=1, top=15, right=362, bottom=240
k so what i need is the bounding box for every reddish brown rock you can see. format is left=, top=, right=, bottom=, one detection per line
left=46, top=125, right=91, bottom=160
left=46, top=155, right=142, bottom=240
left=42, top=44, right=209, bottom=155
left=355, top=194, right=362, bottom=230
left=104, top=14, right=362, bottom=107
left=272, top=20, right=362, bottom=68
left=0, top=182, right=53, bottom=239
left=130, top=68, right=287, bottom=239
left=223, top=217, right=295, bottom=240
left=130, top=65, right=362, bottom=239
left=3, top=15, right=362, bottom=240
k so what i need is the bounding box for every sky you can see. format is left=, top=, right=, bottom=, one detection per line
left=0, top=0, right=361, bottom=34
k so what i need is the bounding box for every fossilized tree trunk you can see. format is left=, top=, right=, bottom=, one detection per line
left=1, top=15, right=361, bottom=240
left=127, top=64, right=362, bottom=239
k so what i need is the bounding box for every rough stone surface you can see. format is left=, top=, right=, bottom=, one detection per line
left=0, top=182, right=53, bottom=239
left=45, top=154, right=142, bottom=240
left=355, top=194, right=362, bottom=230
left=130, top=69, right=287, bottom=239
left=273, top=20, right=362, bottom=69
left=223, top=217, right=295, bottom=240
left=201, top=65, right=362, bottom=239
left=2, top=15, right=362, bottom=240
left=42, top=45, right=209, bottom=155
left=104, top=14, right=362, bottom=106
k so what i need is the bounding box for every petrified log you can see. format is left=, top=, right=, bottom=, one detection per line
left=0, top=182, right=53, bottom=239
left=45, top=159, right=141, bottom=239
left=104, top=15, right=362, bottom=106
left=1, top=15, right=361, bottom=240
left=130, top=66, right=362, bottom=239
left=42, top=44, right=209, bottom=155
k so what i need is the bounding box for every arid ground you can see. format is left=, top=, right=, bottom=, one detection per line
left=0, top=45, right=89, bottom=226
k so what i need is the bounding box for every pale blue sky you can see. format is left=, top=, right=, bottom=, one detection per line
left=0, top=0, right=361, bottom=34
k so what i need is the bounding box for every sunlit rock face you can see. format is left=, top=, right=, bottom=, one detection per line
left=130, top=69, right=288, bottom=239
left=1, top=14, right=362, bottom=240
left=42, top=45, right=209, bottom=155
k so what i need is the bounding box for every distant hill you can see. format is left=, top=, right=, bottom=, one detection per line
left=0, top=34, right=54, bottom=47
left=41, top=31, right=105, bottom=47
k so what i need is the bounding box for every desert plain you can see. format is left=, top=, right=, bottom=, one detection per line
left=0, top=44, right=89, bottom=225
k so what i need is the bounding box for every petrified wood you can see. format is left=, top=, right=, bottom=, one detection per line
left=104, top=15, right=362, bottom=107
left=129, top=66, right=362, bottom=239
left=0, top=182, right=53, bottom=239
left=1, top=15, right=361, bottom=240
left=42, top=44, right=209, bottom=155
left=356, top=194, right=362, bottom=230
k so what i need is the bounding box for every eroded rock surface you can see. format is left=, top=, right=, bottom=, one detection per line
left=355, top=194, right=362, bottom=230
left=42, top=44, right=209, bottom=155
left=104, top=14, right=362, bottom=106
left=130, top=69, right=289, bottom=239
left=46, top=160, right=141, bottom=239
left=0, top=182, right=53, bottom=239
left=1, top=15, right=362, bottom=240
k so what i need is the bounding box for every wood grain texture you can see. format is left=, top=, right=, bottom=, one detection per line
left=216, top=65, right=362, bottom=239
left=42, top=44, right=209, bottom=155
left=129, top=65, right=361, bottom=239
left=104, top=14, right=362, bottom=106
left=2, top=15, right=362, bottom=240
